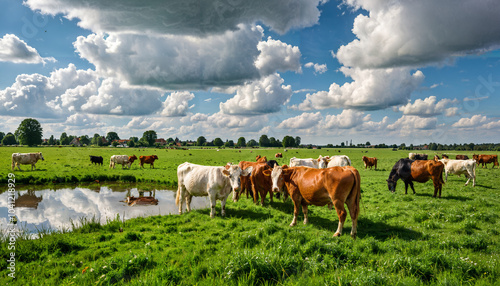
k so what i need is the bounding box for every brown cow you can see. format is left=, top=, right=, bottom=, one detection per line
left=126, top=196, right=158, bottom=206
left=129, top=155, right=138, bottom=165
left=237, top=161, right=275, bottom=205
left=387, top=159, right=445, bottom=198
left=264, top=165, right=361, bottom=238
left=362, top=156, right=377, bottom=170
left=455, top=154, right=467, bottom=160
left=275, top=153, right=283, bottom=158
left=256, top=155, right=267, bottom=163
left=472, top=154, right=498, bottom=168
left=139, top=155, right=159, bottom=168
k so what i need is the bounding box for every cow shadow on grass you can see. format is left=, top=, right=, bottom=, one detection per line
left=414, top=193, right=472, bottom=201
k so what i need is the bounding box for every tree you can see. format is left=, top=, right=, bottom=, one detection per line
left=142, top=130, right=158, bottom=146
left=269, top=137, right=278, bottom=147
left=366, top=141, right=371, bottom=146
left=196, top=136, right=207, bottom=147
left=129, top=137, right=139, bottom=143
left=2, top=133, right=17, bottom=145
left=15, top=118, right=43, bottom=146
left=236, top=137, right=246, bottom=148
left=213, top=138, right=224, bottom=147
left=79, top=135, right=91, bottom=145
left=48, top=135, right=56, bottom=145
left=127, top=140, right=135, bottom=147
left=295, top=136, right=301, bottom=147
left=112, top=141, right=120, bottom=147
left=259, top=135, right=270, bottom=147
left=106, top=132, right=120, bottom=143
left=224, top=140, right=234, bottom=148
left=247, top=139, right=258, bottom=147
left=60, top=132, right=69, bottom=145
left=0, top=132, right=4, bottom=143
left=282, top=136, right=296, bottom=148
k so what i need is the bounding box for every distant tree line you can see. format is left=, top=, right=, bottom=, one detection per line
left=1, top=118, right=500, bottom=151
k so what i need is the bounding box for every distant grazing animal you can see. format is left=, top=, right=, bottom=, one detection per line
left=362, top=156, right=377, bottom=170
left=414, top=154, right=428, bottom=160
left=434, top=155, right=440, bottom=160
left=325, top=155, right=351, bottom=168
left=236, top=161, right=276, bottom=205
left=139, top=155, right=159, bottom=168
left=442, top=154, right=449, bottom=159
left=176, top=162, right=253, bottom=218
left=439, top=158, right=476, bottom=187
left=455, top=155, right=468, bottom=160
left=264, top=165, right=361, bottom=238
left=472, top=154, right=498, bottom=168
left=126, top=196, right=158, bottom=206
left=89, top=155, right=103, bottom=166
left=289, top=157, right=321, bottom=168
left=387, top=159, right=445, bottom=197
left=109, top=155, right=136, bottom=169
left=11, top=152, right=44, bottom=171
left=256, top=155, right=267, bottom=163
left=275, top=153, right=283, bottom=158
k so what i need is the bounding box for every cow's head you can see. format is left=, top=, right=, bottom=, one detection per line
left=129, top=155, right=138, bottom=162
left=386, top=178, right=397, bottom=193
left=39, top=152, right=44, bottom=161
left=222, top=164, right=253, bottom=197
left=263, top=165, right=289, bottom=200
left=317, top=155, right=329, bottom=169
left=153, top=155, right=159, bottom=160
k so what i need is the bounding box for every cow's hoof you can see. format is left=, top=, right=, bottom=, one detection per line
left=333, top=232, right=341, bottom=237
left=289, top=223, right=296, bottom=227
left=350, top=233, right=357, bottom=239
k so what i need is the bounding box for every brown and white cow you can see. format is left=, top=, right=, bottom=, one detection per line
left=256, top=155, right=267, bottom=163
left=275, top=153, right=283, bottom=158
left=176, top=162, right=253, bottom=218
left=439, top=158, right=476, bottom=187
left=472, top=154, right=499, bottom=169
left=109, top=155, right=137, bottom=169
left=362, top=156, right=377, bottom=170
left=236, top=161, right=279, bottom=205
left=11, top=152, right=44, bottom=171
left=264, top=165, right=361, bottom=238
left=139, top=155, right=159, bottom=168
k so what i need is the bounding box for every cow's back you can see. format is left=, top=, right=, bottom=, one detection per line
left=178, top=163, right=227, bottom=196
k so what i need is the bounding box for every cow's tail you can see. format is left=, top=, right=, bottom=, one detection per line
left=439, top=164, right=445, bottom=185
left=348, top=167, right=361, bottom=219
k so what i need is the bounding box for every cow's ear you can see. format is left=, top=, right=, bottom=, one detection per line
left=242, top=166, right=253, bottom=176
left=262, top=169, right=271, bottom=176
left=222, top=169, right=230, bottom=177
left=282, top=165, right=289, bottom=169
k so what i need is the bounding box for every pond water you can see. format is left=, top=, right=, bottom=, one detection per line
left=0, top=183, right=210, bottom=236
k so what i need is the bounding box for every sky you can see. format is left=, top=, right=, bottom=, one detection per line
left=0, top=0, right=499, bottom=146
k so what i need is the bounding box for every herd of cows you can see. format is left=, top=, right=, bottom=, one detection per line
left=9, top=151, right=499, bottom=238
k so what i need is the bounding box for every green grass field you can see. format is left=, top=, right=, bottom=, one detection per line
left=1, top=146, right=499, bottom=285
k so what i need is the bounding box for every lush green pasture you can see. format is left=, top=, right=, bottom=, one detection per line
left=1, top=147, right=499, bottom=285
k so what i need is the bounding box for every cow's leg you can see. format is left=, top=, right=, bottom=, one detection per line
left=333, top=199, right=347, bottom=237
left=177, top=187, right=185, bottom=214
left=208, top=192, right=217, bottom=218
left=185, top=194, right=192, bottom=212
left=432, top=180, right=439, bottom=198
left=290, top=199, right=300, bottom=227
left=346, top=199, right=358, bottom=239
left=221, top=197, right=228, bottom=217
left=464, top=173, right=471, bottom=186
left=409, top=181, right=416, bottom=194
left=302, top=203, right=308, bottom=225
left=404, top=182, right=409, bottom=194
left=445, top=171, right=448, bottom=182
left=16, top=163, right=21, bottom=171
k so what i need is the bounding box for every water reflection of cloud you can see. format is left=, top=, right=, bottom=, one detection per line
left=0, top=186, right=209, bottom=234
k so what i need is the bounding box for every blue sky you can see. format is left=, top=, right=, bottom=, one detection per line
left=0, top=0, right=499, bottom=145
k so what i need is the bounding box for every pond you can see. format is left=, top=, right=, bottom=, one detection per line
left=0, top=183, right=210, bottom=236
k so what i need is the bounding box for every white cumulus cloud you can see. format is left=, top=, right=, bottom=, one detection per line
left=278, top=112, right=322, bottom=129
left=160, top=91, right=195, bottom=117
left=0, top=34, right=55, bottom=64
left=452, top=115, right=488, bottom=128
left=398, top=96, right=458, bottom=117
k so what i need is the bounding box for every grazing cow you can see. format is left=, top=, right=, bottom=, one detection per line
left=439, top=158, right=476, bottom=187
left=256, top=155, right=267, bottom=163
left=275, top=153, right=283, bottom=158
left=89, top=155, right=103, bottom=166
left=442, top=154, right=449, bottom=159
left=472, top=154, right=499, bottom=168
left=264, top=165, right=361, bottom=238
left=387, top=159, right=445, bottom=197
left=11, top=153, right=44, bottom=171
left=236, top=161, right=277, bottom=205
left=414, top=154, right=428, bottom=160
left=126, top=196, right=158, bottom=206
left=362, top=156, right=377, bottom=170
left=176, top=163, right=253, bottom=218
left=409, top=153, right=416, bottom=160
left=139, top=155, right=159, bottom=168
left=455, top=155, right=468, bottom=160
left=326, top=155, right=352, bottom=168
left=109, top=155, right=137, bottom=169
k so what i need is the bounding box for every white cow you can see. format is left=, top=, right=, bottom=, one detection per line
left=326, top=155, right=351, bottom=168
left=109, top=155, right=137, bottom=169
left=176, top=162, right=253, bottom=218
left=439, top=158, right=476, bottom=187
left=289, top=157, right=321, bottom=168
left=11, top=152, right=44, bottom=171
